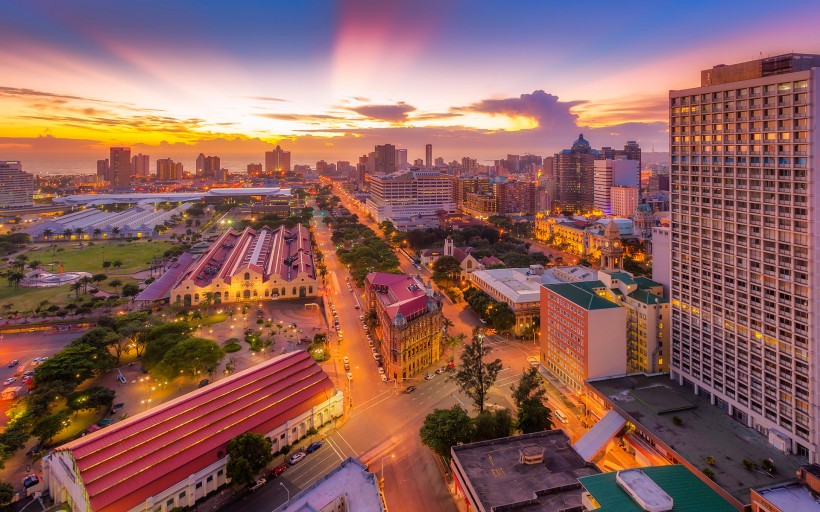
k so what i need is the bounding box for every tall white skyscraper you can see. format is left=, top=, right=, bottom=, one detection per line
left=0, top=161, right=34, bottom=208
left=670, top=53, right=820, bottom=461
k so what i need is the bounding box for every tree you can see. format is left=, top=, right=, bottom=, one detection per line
left=450, top=329, right=502, bottom=413
left=516, top=398, right=553, bottom=434
left=92, top=273, right=108, bottom=284
left=108, top=279, right=122, bottom=291
left=154, top=337, right=224, bottom=380
left=42, top=228, right=53, bottom=241
left=226, top=433, right=273, bottom=486
left=419, top=405, right=473, bottom=460
left=68, top=386, right=116, bottom=412
left=433, top=255, right=461, bottom=282
left=112, top=259, right=123, bottom=269
left=32, top=412, right=68, bottom=444
left=487, top=302, right=516, bottom=332
left=121, top=283, right=140, bottom=300
left=441, top=317, right=454, bottom=333
left=102, top=261, right=112, bottom=269
left=472, top=409, right=514, bottom=442
left=510, top=367, right=547, bottom=409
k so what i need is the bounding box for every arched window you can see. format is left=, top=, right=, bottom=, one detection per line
left=243, top=290, right=251, bottom=299
left=236, top=292, right=241, bottom=299
left=292, top=287, right=297, bottom=295
left=244, top=272, right=251, bottom=281
left=264, top=289, right=269, bottom=297
left=194, top=294, right=199, bottom=302
left=224, top=291, right=229, bottom=299
left=281, top=287, right=286, bottom=296
left=175, top=295, right=181, bottom=304
left=308, top=286, right=313, bottom=294
left=253, top=290, right=258, bottom=297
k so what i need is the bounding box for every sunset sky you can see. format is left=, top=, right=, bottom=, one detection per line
left=2, top=0, right=820, bottom=173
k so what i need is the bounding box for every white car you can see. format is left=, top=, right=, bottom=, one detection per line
left=3, top=377, right=16, bottom=385
left=343, top=356, right=349, bottom=364
left=381, top=374, right=389, bottom=382
left=378, top=368, right=385, bottom=375
left=359, top=315, right=365, bottom=320
left=347, top=372, right=353, bottom=380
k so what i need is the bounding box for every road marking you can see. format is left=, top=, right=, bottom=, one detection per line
left=334, top=429, right=357, bottom=455
left=324, top=435, right=346, bottom=459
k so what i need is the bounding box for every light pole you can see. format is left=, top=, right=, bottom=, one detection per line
left=280, top=482, right=290, bottom=502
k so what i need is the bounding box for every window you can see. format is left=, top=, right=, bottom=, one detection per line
left=217, top=469, right=224, bottom=477
left=178, top=492, right=186, bottom=502
left=207, top=475, right=213, bottom=483
left=244, top=272, right=251, bottom=280
left=196, top=482, right=202, bottom=489
left=167, top=499, right=175, bottom=508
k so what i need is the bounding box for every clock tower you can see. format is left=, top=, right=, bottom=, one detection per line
left=600, top=220, right=624, bottom=271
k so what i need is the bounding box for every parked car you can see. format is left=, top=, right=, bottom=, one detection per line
left=271, top=464, right=288, bottom=477
left=347, top=372, right=353, bottom=380
left=424, top=373, right=435, bottom=380
left=249, top=478, right=266, bottom=491
left=447, top=361, right=456, bottom=369
left=381, top=374, right=389, bottom=382
left=378, top=368, right=385, bottom=375
left=436, top=367, right=446, bottom=375
left=288, top=451, right=306, bottom=465
left=198, top=379, right=209, bottom=388
left=3, top=377, right=16, bottom=385
left=344, top=362, right=350, bottom=371
left=306, top=441, right=323, bottom=454
left=354, top=304, right=360, bottom=309
left=7, top=360, right=19, bottom=368
left=359, top=315, right=365, bottom=320
left=404, top=386, right=416, bottom=394
left=343, top=356, right=349, bottom=364
left=526, top=356, right=540, bottom=368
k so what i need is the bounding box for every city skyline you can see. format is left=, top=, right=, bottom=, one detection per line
left=1, top=0, right=819, bottom=174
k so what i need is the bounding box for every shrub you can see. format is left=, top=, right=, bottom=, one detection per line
left=705, top=456, right=716, bottom=466
left=280, top=444, right=291, bottom=455
left=672, top=416, right=683, bottom=426
left=702, top=467, right=715, bottom=480
left=306, top=427, right=318, bottom=437
left=742, top=459, right=757, bottom=470
left=761, top=459, right=776, bottom=473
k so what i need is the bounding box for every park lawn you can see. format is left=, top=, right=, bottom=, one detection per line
left=48, top=407, right=109, bottom=447
left=194, top=313, right=228, bottom=326
left=0, top=282, right=75, bottom=313
left=26, top=239, right=177, bottom=276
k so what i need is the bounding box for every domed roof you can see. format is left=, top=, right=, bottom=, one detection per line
left=571, top=134, right=591, bottom=152
left=636, top=202, right=653, bottom=214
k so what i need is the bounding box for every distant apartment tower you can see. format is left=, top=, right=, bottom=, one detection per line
left=110, top=147, right=132, bottom=188
left=374, top=144, right=397, bottom=174
left=156, top=158, right=182, bottom=180
left=247, top=163, right=263, bottom=176
left=0, top=161, right=34, bottom=208
left=131, top=153, right=150, bottom=177
left=670, top=53, right=820, bottom=461
left=553, top=134, right=599, bottom=213
left=265, top=145, right=291, bottom=174
left=593, top=159, right=639, bottom=214
left=202, top=156, right=221, bottom=178
left=611, top=186, right=639, bottom=217
left=96, top=159, right=110, bottom=181
left=196, top=153, right=206, bottom=176
left=395, top=148, right=408, bottom=169
left=425, top=144, right=432, bottom=168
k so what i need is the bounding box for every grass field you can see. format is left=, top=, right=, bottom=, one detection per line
left=25, top=239, right=176, bottom=276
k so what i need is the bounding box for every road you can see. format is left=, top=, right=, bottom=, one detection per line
left=227, top=196, right=537, bottom=511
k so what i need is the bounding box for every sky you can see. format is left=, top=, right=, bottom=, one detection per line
left=1, top=0, right=819, bottom=174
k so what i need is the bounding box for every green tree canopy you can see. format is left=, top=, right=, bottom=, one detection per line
left=419, top=405, right=473, bottom=460
left=154, top=337, right=224, bottom=380
left=449, top=328, right=502, bottom=413
left=226, top=433, right=273, bottom=486
left=510, top=367, right=547, bottom=409
left=516, top=398, right=553, bottom=434
left=0, top=481, right=14, bottom=506
left=472, top=408, right=514, bottom=442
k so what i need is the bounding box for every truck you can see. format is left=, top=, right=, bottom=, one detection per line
left=1, top=386, right=23, bottom=400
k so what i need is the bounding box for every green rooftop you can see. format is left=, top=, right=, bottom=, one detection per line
left=628, top=289, right=669, bottom=306
left=607, top=271, right=637, bottom=286
left=634, top=276, right=664, bottom=290
left=578, top=465, right=737, bottom=512
left=545, top=282, right=621, bottom=311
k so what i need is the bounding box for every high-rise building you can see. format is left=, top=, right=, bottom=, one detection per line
left=593, top=159, right=639, bottom=214
left=96, top=159, right=110, bottom=181
left=247, top=163, right=263, bottom=176
left=553, top=134, right=599, bottom=213
left=374, top=144, right=397, bottom=174
left=425, top=144, right=432, bottom=168
left=265, top=145, right=291, bottom=174
left=670, top=53, right=820, bottom=461
left=0, top=161, right=34, bottom=208
left=202, top=156, right=221, bottom=178
left=196, top=153, right=206, bottom=176
left=395, top=148, right=408, bottom=169
left=156, top=158, right=182, bottom=180
left=110, top=147, right=132, bottom=188
left=610, top=186, right=639, bottom=218
left=623, top=140, right=642, bottom=171
left=366, top=170, right=455, bottom=222
left=131, top=154, right=150, bottom=177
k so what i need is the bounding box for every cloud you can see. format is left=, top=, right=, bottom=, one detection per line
left=456, top=90, right=583, bottom=131
left=0, top=86, right=113, bottom=104
left=348, top=102, right=416, bottom=123
left=242, top=96, right=289, bottom=102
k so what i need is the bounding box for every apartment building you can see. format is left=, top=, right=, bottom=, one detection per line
left=670, top=53, right=820, bottom=460
left=0, top=161, right=34, bottom=208
left=365, top=170, right=455, bottom=222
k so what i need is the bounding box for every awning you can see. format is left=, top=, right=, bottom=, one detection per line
left=573, top=410, right=627, bottom=462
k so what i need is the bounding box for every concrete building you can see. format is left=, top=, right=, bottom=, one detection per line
left=425, top=143, right=432, bottom=168
left=155, top=158, right=182, bottom=180
left=265, top=145, right=291, bottom=174
left=365, top=272, right=443, bottom=382
left=610, top=186, right=639, bottom=217
left=366, top=170, right=455, bottom=222
left=554, top=134, right=600, bottom=213
left=110, top=146, right=132, bottom=188
left=374, top=144, right=397, bottom=174
left=131, top=153, right=150, bottom=177
left=651, top=225, right=671, bottom=298
left=171, top=223, right=317, bottom=306
left=751, top=464, right=820, bottom=512
left=0, top=161, right=34, bottom=208
left=593, top=159, right=639, bottom=215
left=96, top=158, right=110, bottom=181
left=44, top=351, right=343, bottom=512
left=202, top=155, right=221, bottom=178
left=420, top=236, right=482, bottom=279
left=670, top=53, right=820, bottom=460
left=195, top=153, right=206, bottom=176
left=451, top=430, right=599, bottom=512
left=273, top=458, right=384, bottom=512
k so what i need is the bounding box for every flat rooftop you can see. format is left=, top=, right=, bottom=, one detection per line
left=451, top=430, right=599, bottom=512
left=588, top=374, right=804, bottom=505
left=755, top=481, right=820, bottom=511
left=274, top=458, right=383, bottom=512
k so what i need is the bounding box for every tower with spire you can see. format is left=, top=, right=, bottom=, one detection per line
left=600, top=220, right=624, bottom=270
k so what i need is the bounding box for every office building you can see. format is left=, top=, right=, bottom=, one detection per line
left=45, top=351, right=343, bottom=512
left=247, top=163, right=262, bottom=175
left=96, top=159, right=109, bottom=181
left=156, top=158, right=182, bottom=180
left=554, top=134, right=600, bottom=213
left=195, top=153, right=206, bottom=176
left=395, top=148, right=408, bottom=168
left=365, top=272, right=443, bottom=382
left=201, top=156, right=220, bottom=178
left=109, top=147, right=132, bottom=188
left=593, top=159, right=639, bottom=214
left=670, top=53, right=820, bottom=460
left=752, top=464, right=820, bottom=512
left=494, top=180, right=538, bottom=215
left=611, top=186, right=640, bottom=217
left=0, top=161, right=34, bottom=208
left=131, top=153, right=150, bottom=177
left=366, top=170, right=455, bottom=223
left=264, top=145, right=291, bottom=174
left=374, top=144, right=397, bottom=174
left=425, top=143, right=432, bottom=168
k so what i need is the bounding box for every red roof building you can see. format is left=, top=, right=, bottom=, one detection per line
left=45, top=351, right=343, bottom=512
left=365, top=272, right=444, bottom=382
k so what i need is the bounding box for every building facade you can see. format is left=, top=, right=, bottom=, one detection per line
left=265, top=145, right=291, bottom=174
left=171, top=224, right=317, bottom=306
left=366, top=171, right=455, bottom=222
left=0, top=161, right=34, bottom=208
left=131, top=154, right=150, bottom=177
left=670, top=53, right=820, bottom=461
left=553, top=134, right=600, bottom=213
left=611, top=186, right=639, bottom=217
left=44, top=351, right=343, bottom=512
left=593, top=159, right=639, bottom=215
left=365, top=272, right=444, bottom=382
left=110, top=146, right=132, bottom=188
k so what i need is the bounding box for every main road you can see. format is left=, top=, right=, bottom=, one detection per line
left=225, top=194, right=537, bottom=511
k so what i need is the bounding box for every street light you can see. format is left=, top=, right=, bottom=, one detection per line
left=280, top=482, right=290, bottom=502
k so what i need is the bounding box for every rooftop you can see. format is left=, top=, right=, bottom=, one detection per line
left=754, top=481, right=820, bottom=511
left=52, top=188, right=291, bottom=206
left=55, top=351, right=337, bottom=512
left=274, top=458, right=384, bottom=512
left=366, top=272, right=435, bottom=322
left=588, top=374, right=804, bottom=505
left=544, top=282, right=621, bottom=311
left=135, top=252, right=196, bottom=301
left=471, top=268, right=541, bottom=304
left=451, top=430, right=599, bottom=512
left=579, top=465, right=737, bottom=512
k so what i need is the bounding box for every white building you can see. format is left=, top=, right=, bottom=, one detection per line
left=670, top=53, right=820, bottom=460
left=593, top=159, right=639, bottom=214
left=366, top=170, right=455, bottom=222
left=0, top=161, right=34, bottom=208
left=611, top=186, right=639, bottom=217
left=274, top=458, right=384, bottom=512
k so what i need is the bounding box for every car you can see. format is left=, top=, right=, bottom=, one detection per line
left=288, top=452, right=306, bottom=465
left=378, top=368, right=385, bottom=375
left=23, top=371, right=34, bottom=377
left=271, top=464, right=288, bottom=477
left=306, top=441, right=323, bottom=453
left=347, top=372, right=353, bottom=380
left=343, top=356, right=349, bottom=364
left=344, top=363, right=350, bottom=371
left=368, top=340, right=374, bottom=347
left=447, top=361, right=456, bottom=369
left=3, top=377, right=16, bottom=385
left=359, top=315, right=365, bottom=320
left=337, top=332, right=343, bottom=340
left=249, top=478, right=266, bottom=492
left=425, top=373, right=435, bottom=380
left=527, top=356, right=540, bottom=368
left=372, top=352, right=380, bottom=360
left=404, top=386, right=416, bottom=394
left=354, top=304, right=360, bottom=309
left=198, top=379, right=209, bottom=388
left=22, top=376, right=32, bottom=384
left=381, top=374, right=389, bottom=382
left=26, top=444, right=43, bottom=456
left=7, top=360, right=19, bottom=368
left=436, top=367, right=446, bottom=375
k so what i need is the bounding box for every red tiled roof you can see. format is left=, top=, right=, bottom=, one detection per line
left=57, top=351, right=336, bottom=512
left=365, top=272, right=431, bottom=321
left=135, top=253, right=196, bottom=301
left=480, top=255, right=504, bottom=267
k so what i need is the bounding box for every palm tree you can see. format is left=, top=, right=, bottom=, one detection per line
left=6, top=270, right=24, bottom=290
left=42, top=228, right=53, bottom=241
left=442, top=317, right=454, bottom=333
left=74, top=227, right=85, bottom=246
left=112, top=226, right=121, bottom=238
left=93, top=228, right=102, bottom=239
left=63, top=228, right=73, bottom=240
left=28, top=259, right=41, bottom=271
left=70, top=281, right=83, bottom=298
left=12, top=254, right=28, bottom=270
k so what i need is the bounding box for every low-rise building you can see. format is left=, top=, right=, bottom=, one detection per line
left=419, top=237, right=482, bottom=278
left=752, top=464, right=820, bottom=512
left=365, top=272, right=443, bottom=382
left=451, top=430, right=600, bottom=512
left=44, top=351, right=343, bottom=512
left=171, top=223, right=317, bottom=306
left=274, top=458, right=384, bottom=512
